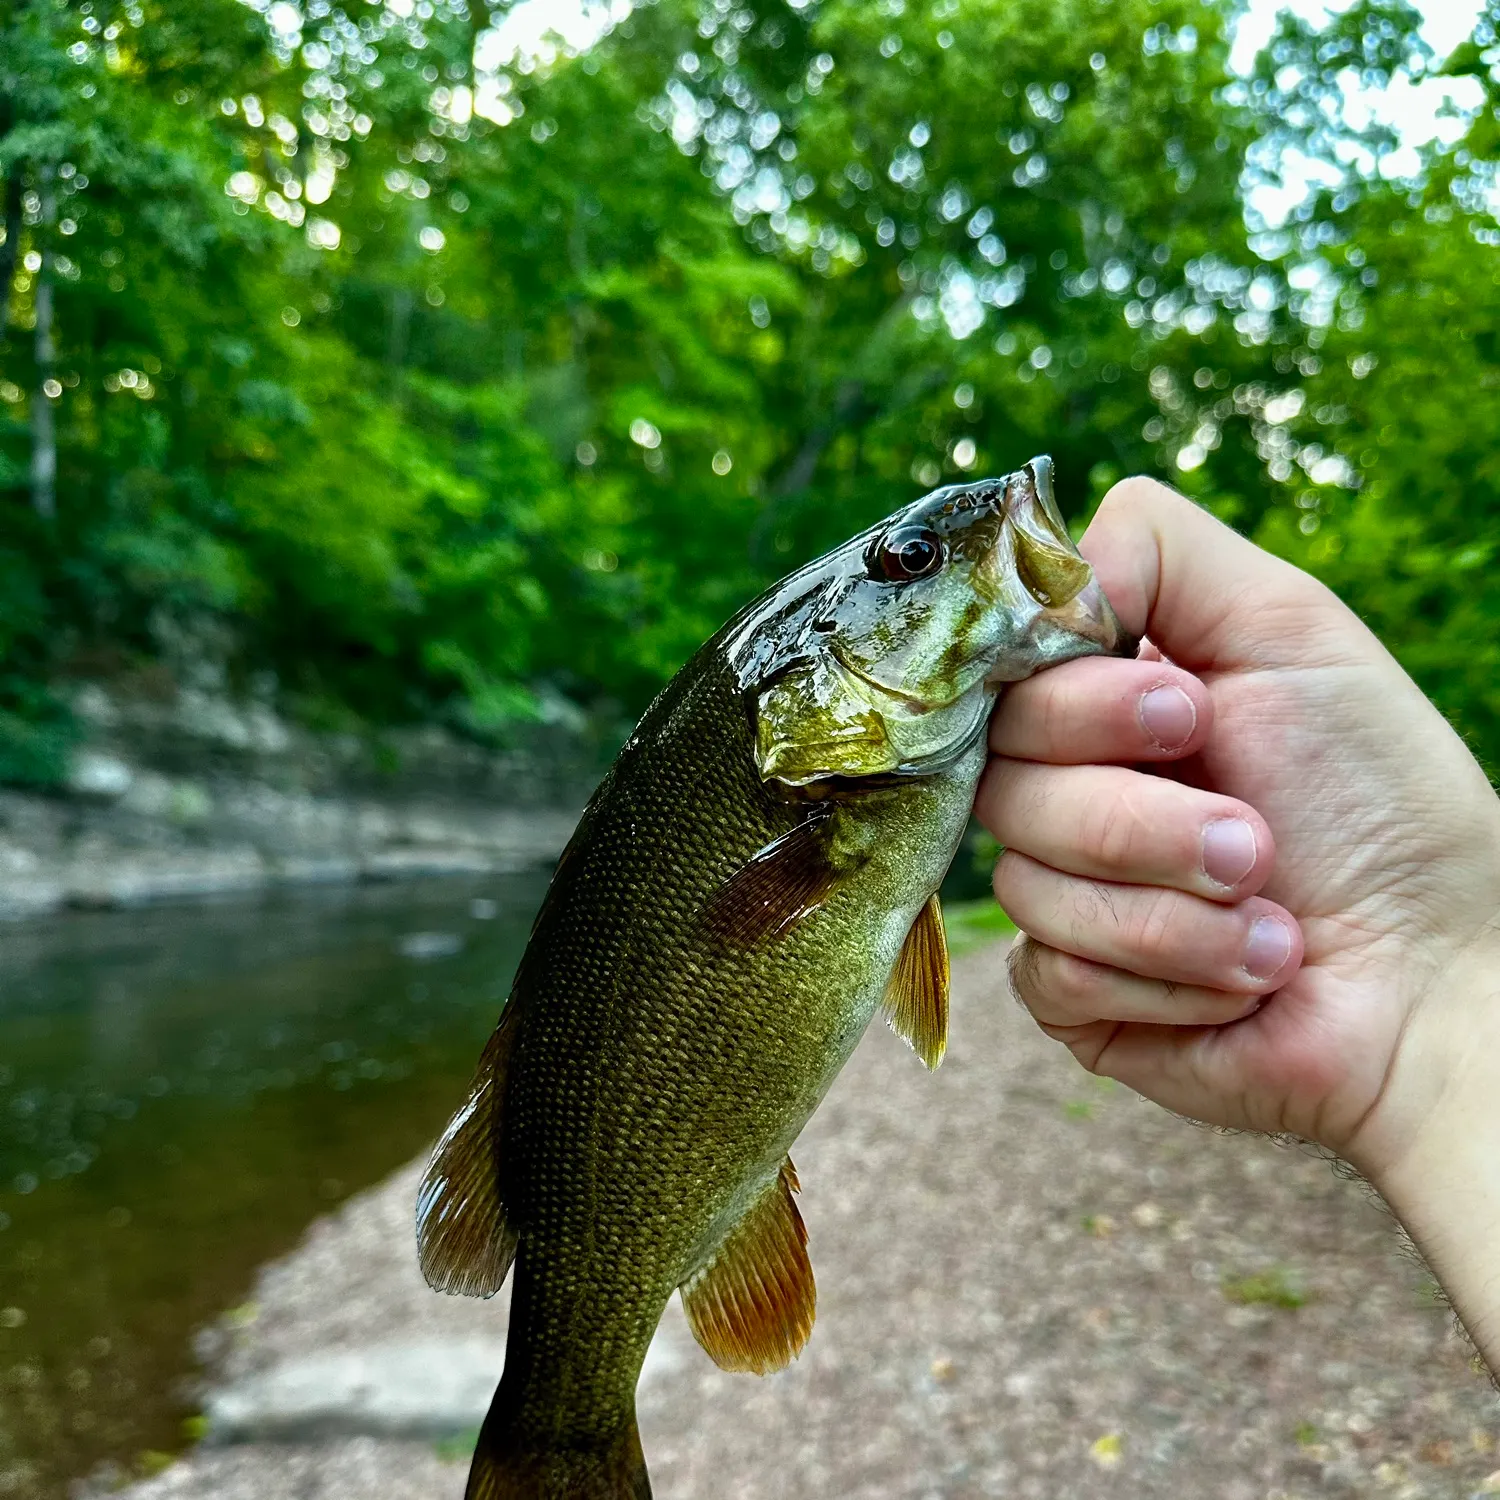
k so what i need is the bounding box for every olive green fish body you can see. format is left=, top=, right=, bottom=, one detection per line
left=418, top=458, right=1131, bottom=1498
left=496, top=649, right=979, bottom=1451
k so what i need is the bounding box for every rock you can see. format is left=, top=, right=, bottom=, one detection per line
left=168, top=782, right=214, bottom=825
left=0, top=871, right=64, bottom=920
left=0, top=700, right=587, bottom=916
left=120, top=772, right=177, bottom=818
left=70, top=682, right=120, bottom=728
left=65, top=848, right=269, bottom=907
left=201, top=1330, right=690, bottom=1447
left=67, top=752, right=134, bottom=798
left=272, top=856, right=361, bottom=885
left=364, top=849, right=495, bottom=879
left=204, top=1339, right=506, bottom=1443
left=173, top=689, right=258, bottom=750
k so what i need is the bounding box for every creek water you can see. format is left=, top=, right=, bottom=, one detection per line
left=0, top=872, right=549, bottom=1499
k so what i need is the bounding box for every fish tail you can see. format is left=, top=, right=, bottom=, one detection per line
left=464, top=1388, right=651, bottom=1500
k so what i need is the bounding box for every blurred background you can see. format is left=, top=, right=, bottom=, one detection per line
left=2, top=0, right=1498, bottom=777
left=3, top=0, right=1500, bottom=1496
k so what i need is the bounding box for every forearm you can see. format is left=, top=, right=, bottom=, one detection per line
left=1358, top=938, right=1500, bottom=1369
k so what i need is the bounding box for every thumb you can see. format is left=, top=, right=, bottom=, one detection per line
left=1078, top=477, right=1365, bottom=675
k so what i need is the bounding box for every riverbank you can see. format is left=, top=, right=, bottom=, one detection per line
left=0, top=681, right=594, bottom=918
left=105, top=944, right=1500, bottom=1500
left=0, top=784, right=579, bottom=918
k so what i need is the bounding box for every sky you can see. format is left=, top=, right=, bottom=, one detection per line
left=1234, top=0, right=1488, bottom=223
left=480, top=0, right=1489, bottom=226
left=488, top=0, right=1485, bottom=81
left=1231, top=0, right=1482, bottom=66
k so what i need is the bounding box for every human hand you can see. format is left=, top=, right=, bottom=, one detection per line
left=976, top=478, right=1500, bottom=1195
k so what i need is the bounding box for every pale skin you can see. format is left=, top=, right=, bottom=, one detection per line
left=977, top=476, right=1500, bottom=1366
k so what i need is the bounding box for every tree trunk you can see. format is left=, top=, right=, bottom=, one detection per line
left=30, top=166, right=55, bottom=520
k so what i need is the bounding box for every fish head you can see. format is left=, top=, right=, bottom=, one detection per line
left=728, top=456, right=1134, bottom=787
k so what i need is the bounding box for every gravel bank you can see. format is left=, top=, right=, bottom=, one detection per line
left=110, top=942, right=1500, bottom=1500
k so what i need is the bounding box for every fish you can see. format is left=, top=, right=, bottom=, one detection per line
left=417, top=455, right=1132, bottom=1499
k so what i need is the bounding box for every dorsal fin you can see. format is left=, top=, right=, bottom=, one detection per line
left=698, top=812, right=843, bottom=946
left=680, top=1159, right=815, bottom=1374
left=417, top=1006, right=519, bottom=1297
left=883, top=893, right=950, bottom=1070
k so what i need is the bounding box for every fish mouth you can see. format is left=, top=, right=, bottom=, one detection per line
left=938, top=457, right=1069, bottom=554
left=1000, top=455, right=1138, bottom=664
left=1018, top=455, right=1070, bottom=540
left=1006, top=454, right=1073, bottom=543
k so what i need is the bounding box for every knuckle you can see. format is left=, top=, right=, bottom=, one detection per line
left=1006, top=934, right=1044, bottom=1001
left=1100, top=474, right=1178, bottom=517
left=1067, top=879, right=1120, bottom=936
left=1085, top=789, right=1146, bottom=870
left=1048, top=950, right=1110, bottom=1010
left=1038, top=676, right=1075, bottom=751
left=1125, top=887, right=1181, bottom=963
left=991, top=848, right=1030, bottom=909
left=1072, top=1030, right=1119, bottom=1077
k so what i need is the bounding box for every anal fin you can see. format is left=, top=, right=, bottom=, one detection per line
left=680, top=1159, right=815, bottom=1375
left=417, top=1005, right=519, bottom=1297
left=699, top=812, right=842, bottom=946
left=883, top=893, right=950, bottom=1070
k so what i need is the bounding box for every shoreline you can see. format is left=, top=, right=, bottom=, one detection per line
left=0, top=680, right=593, bottom=919
left=0, top=784, right=580, bottom=919
left=102, top=946, right=1500, bottom=1500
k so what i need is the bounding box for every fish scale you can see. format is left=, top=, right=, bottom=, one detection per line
left=416, top=457, right=1131, bottom=1498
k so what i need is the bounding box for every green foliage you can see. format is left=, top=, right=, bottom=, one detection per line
left=943, top=898, right=1017, bottom=958
left=0, top=0, right=1496, bottom=776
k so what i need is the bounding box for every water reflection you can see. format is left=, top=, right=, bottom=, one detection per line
left=0, top=873, right=547, bottom=1499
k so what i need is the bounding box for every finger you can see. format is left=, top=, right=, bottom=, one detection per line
left=976, top=760, right=1274, bottom=901
left=994, top=850, right=1302, bottom=993
left=1080, top=476, right=1374, bottom=676
left=1023, top=990, right=1364, bottom=1143
left=988, top=656, right=1211, bottom=764
left=1007, top=934, right=1264, bottom=1028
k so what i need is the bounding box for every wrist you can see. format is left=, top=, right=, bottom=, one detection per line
left=1354, top=932, right=1500, bottom=1359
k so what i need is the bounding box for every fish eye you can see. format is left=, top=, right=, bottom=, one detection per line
left=872, top=526, right=944, bottom=584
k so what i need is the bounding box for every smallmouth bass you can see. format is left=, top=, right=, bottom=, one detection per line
left=418, top=456, right=1131, bottom=1498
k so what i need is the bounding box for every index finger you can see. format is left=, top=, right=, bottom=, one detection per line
left=990, top=655, right=1212, bottom=765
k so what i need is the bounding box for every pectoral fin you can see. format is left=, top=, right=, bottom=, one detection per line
left=883, top=893, right=950, bottom=1070
left=416, top=1007, right=519, bottom=1297
left=680, top=1159, right=816, bottom=1375
left=700, top=812, right=843, bottom=945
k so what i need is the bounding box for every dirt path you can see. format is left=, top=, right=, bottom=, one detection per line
left=115, top=942, right=1500, bottom=1500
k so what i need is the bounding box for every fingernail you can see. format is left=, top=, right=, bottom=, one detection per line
left=1139, top=684, right=1196, bottom=751
left=1242, top=916, right=1291, bottom=981
left=1202, top=818, right=1257, bottom=889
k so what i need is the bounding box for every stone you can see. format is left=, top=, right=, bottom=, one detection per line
left=67, top=752, right=135, bottom=798
left=204, top=1340, right=506, bottom=1443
